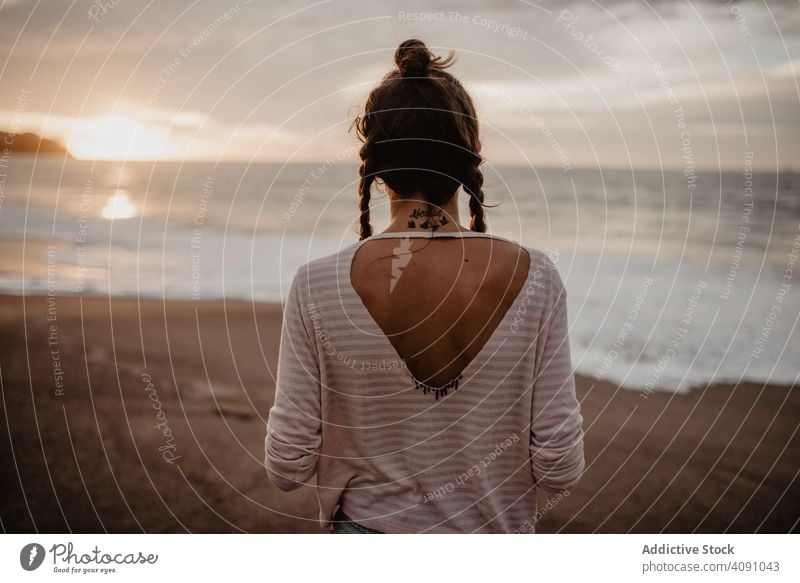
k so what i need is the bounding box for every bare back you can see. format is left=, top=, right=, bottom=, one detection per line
left=350, top=234, right=531, bottom=387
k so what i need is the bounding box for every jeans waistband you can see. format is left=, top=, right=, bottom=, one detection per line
left=332, top=507, right=383, bottom=534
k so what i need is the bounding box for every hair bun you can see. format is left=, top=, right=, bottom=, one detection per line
left=395, top=39, right=432, bottom=77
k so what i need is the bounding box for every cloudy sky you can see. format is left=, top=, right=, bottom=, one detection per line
left=0, top=0, right=797, bottom=169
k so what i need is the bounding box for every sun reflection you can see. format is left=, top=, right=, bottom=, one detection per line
left=101, top=191, right=136, bottom=220
left=105, top=164, right=132, bottom=189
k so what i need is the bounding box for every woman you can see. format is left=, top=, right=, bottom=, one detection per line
left=265, top=39, right=584, bottom=534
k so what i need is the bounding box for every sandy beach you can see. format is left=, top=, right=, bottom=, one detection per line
left=0, top=292, right=797, bottom=533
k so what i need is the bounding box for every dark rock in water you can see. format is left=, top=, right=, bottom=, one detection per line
left=0, top=130, right=71, bottom=157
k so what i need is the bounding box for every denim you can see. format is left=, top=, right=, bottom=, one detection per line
left=332, top=507, right=383, bottom=534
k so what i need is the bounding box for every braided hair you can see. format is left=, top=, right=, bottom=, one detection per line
left=355, top=39, right=487, bottom=240
left=358, top=144, right=374, bottom=239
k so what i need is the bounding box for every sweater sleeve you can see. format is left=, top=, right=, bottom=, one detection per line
left=530, top=257, right=585, bottom=493
left=265, top=266, right=322, bottom=491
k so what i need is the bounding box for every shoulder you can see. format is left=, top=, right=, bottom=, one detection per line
left=522, top=246, right=567, bottom=299
left=475, top=234, right=565, bottom=293
left=291, top=242, right=360, bottom=295
left=478, top=235, right=566, bottom=304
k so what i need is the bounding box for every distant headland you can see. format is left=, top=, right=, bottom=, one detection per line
left=1, top=130, right=71, bottom=157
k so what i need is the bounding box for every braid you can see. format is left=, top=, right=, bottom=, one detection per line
left=358, top=156, right=374, bottom=240
left=463, top=165, right=486, bottom=233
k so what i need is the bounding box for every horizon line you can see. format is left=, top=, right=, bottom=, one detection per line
left=7, top=153, right=795, bottom=174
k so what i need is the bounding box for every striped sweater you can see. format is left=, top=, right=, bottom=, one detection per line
left=265, top=231, right=584, bottom=533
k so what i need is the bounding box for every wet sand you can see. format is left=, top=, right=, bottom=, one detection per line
left=0, top=293, right=797, bottom=533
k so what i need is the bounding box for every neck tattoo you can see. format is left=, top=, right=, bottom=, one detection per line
left=407, top=207, right=450, bottom=231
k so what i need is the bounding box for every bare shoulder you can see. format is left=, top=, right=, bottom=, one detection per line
left=485, top=236, right=531, bottom=262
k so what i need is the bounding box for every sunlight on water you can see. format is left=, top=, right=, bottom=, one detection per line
left=101, top=190, right=136, bottom=220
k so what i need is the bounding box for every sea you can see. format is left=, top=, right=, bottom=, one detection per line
left=1, top=156, right=798, bottom=392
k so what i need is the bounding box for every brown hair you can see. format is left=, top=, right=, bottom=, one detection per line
left=354, top=39, right=486, bottom=240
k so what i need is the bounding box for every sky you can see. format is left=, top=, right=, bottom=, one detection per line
left=0, top=0, right=798, bottom=170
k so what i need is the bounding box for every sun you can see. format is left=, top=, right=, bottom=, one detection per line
left=68, top=115, right=174, bottom=160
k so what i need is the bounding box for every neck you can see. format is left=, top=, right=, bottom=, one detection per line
left=384, top=194, right=466, bottom=234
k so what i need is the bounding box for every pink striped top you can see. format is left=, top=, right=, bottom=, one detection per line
left=265, top=231, right=584, bottom=533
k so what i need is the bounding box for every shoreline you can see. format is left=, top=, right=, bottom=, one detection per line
left=0, top=292, right=797, bottom=533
